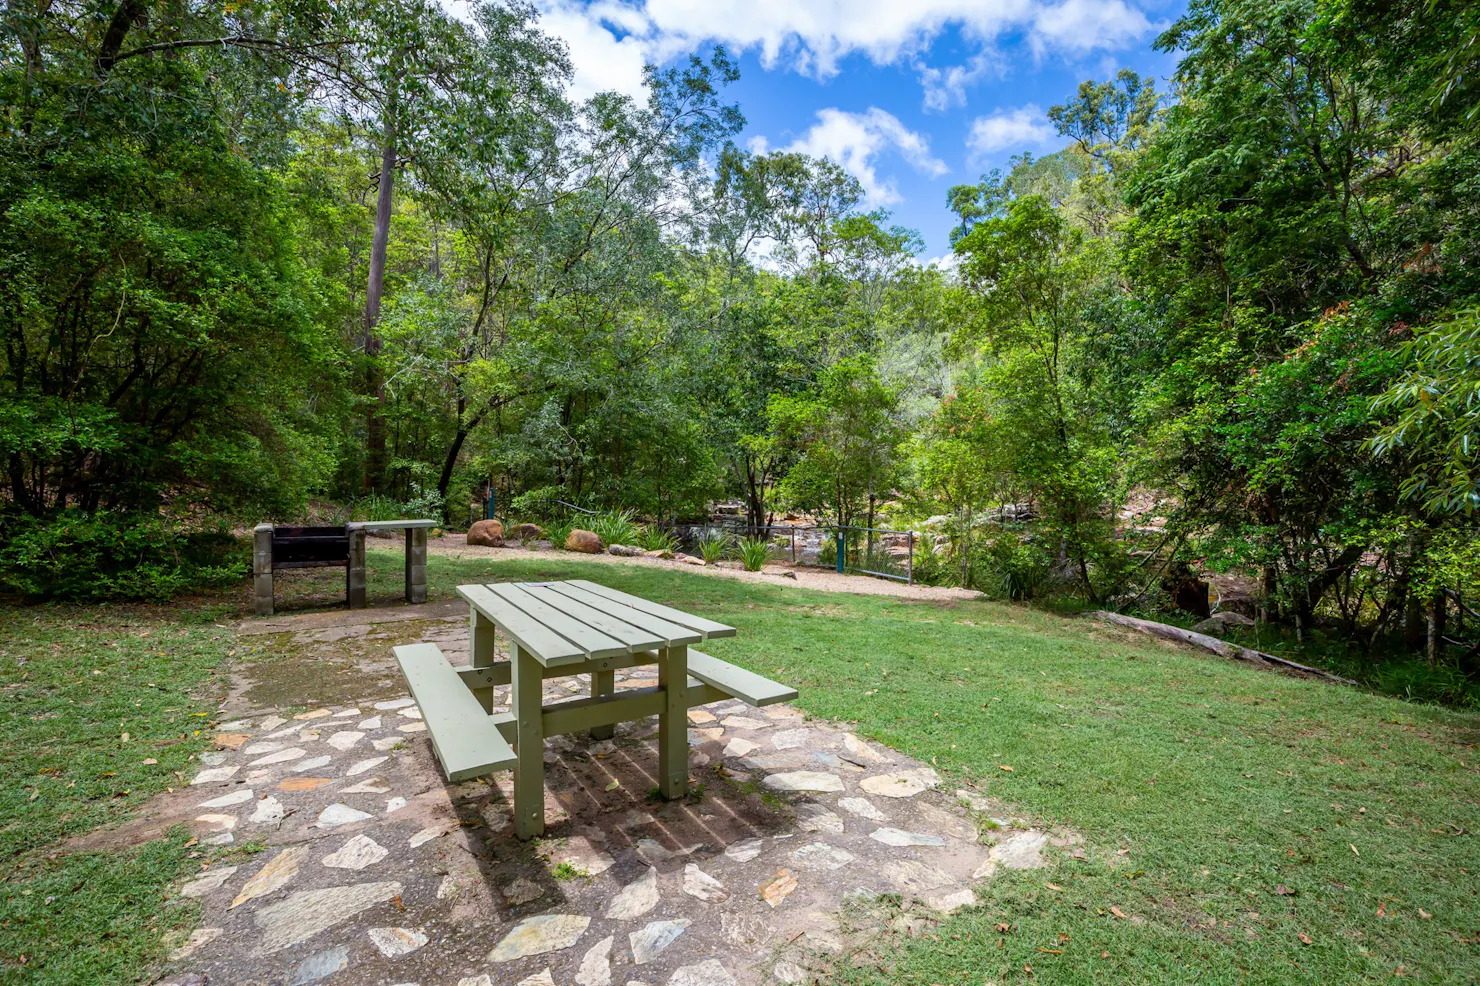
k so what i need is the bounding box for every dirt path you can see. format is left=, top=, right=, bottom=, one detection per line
left=421, top=537, right=983, bottom=603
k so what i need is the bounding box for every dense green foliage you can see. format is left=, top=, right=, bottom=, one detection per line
left=1, top=0, right=1477, bottom=686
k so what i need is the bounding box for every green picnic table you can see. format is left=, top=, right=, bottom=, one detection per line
left=393, top=579, right=798, bottom=839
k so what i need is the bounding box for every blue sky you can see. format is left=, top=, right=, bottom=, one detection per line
left=534, top=0, right=1187, bottom=258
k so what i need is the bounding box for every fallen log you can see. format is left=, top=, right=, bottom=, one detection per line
left=1088, top=611, right=1359, bottom=686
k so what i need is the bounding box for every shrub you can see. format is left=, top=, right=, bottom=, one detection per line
left=639, top=526, right=679, bottom=553
left=545, top=519, right=575, bottom=550
left=738, top=537, right=770, bottom=571
left=972, top=533, right=1055, bottom=600
left=818, top=533, right=837, bottom=569
left=910, top=536, right=951, bottom=586
left=0, top=510, right=245, bottom=601
left=695, top=528, right=733, bottom=564
left=509, top=486, right=569, bottom=522
left=591, top=509, right=641, bottom=548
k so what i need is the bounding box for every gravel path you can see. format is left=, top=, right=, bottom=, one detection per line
left=419, top=538, right=983, bottom=603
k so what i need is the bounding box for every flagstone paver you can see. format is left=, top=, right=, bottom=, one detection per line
left=604, top=866, right=659, bottom=919
left=180, top=866, right=238, bottom=898
left=255, top=881, right=403, bottom=953
left=490, top=914, right=592, bottom=961
left=629, top=919, right=689, bottom=964
left=322, top=834, right=388, bottom=870
left=368, top=926, right=429, bottom=957
left=159, top=611, right=1068, bottom=986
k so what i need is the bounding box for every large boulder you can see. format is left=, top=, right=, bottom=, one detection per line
left=564, top=529, right=603, bottom=553
left=466, top=519, right=504, bottom=547
left=608, top=544, right=642, bottom=557
left=1191, top=611, right=1257, bottom=635
left=508, top=522, right=543, bottom=541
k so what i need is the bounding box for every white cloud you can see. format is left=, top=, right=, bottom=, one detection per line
left=532, top=0, right=1156, bottom=102
left=538, top=1, right=652, bottom=100
left=966, top=105, right=1057, bottom=159
left=781, top=107, right=948, bottom=206
left=917, top=52, right=1000, bottom=112
left=1030, top=0, right=1153, bottom=55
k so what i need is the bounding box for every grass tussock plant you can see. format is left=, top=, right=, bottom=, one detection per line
left=638, top=525, right=679, bottom=553
left=590, top=509, right=641, bottom=548
left=695, top=527, right=734, bottom=564
left=738, top=536, right=771, bottom=571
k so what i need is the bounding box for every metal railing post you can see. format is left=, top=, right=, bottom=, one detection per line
left=836, top=529, right=845, bottom=574
left=908, top=530, right=914, bottom=585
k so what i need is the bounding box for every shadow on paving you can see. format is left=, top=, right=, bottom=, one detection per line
left=144, top=605, right=1061, bottom=986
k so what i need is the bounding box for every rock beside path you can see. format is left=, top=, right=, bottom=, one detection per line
left=565, top=529, right=604, bottom=553
left=466, top=519, right=505, bottom=546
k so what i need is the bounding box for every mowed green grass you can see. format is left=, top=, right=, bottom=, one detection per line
left=421, top=552, right=1480, bottom=986
left=0, top=607, right=232, bottom=985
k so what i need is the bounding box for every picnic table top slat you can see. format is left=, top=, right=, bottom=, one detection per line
left=519, top=583, right=671, bottom=651
left=486, top=582, right=631, bottom=662
left=566, top=579, right=737, bottom=639
left=456, top=583, right=588, bottom=665
left=542, top=582, right=704, bottom=646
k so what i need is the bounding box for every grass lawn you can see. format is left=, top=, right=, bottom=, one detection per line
left=2, top=548, right=1477, bottom=985
left=0, top=605, right=236, bottom=985
left=420, top=552, right=1480, bottom=986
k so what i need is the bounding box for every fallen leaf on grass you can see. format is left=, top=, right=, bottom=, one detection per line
left=1350, top=844, right=1360, bottom=856
left=1297, top=932, right=1313, bottom=944
left=999, top=765, right=1014, bottom=772
left=1045, top=883, right=1063, bottom=891
left=1109, top=906, right=1127, bottom=919
left=1275, top=884, right=1294, bottom=896
left=1037, top=947, right=1063, bottom=955
left=1419, top=908, right=1432, bottom=919
left=994, top=922, right=1011, bottom=933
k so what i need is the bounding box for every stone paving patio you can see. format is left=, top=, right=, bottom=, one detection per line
left=149, top=611, right=1068, bottom=986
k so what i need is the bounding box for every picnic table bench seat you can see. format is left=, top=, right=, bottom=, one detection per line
left=394, top=640, right=796, bottom=784
left=394, top=643, right=517, bottom=782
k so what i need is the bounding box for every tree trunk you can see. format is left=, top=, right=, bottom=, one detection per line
left=1426, top=592, right=1446, bottom=667
left=1088, top=611, right=1357, bottom=685
left=95, top=0, right=149, bottom=75
left=363, top=91, right=397, bottom=491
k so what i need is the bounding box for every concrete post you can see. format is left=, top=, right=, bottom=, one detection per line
left=253, top=524, right=274, bottom=616
left=347, top=527, right=367, bottom=609
left=405, top=527, right=428, bottom=604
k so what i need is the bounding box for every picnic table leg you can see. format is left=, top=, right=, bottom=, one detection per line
left=470, top=609, right=496, bottom=713
left=656, top=643, right=689, bottom=799
left=589, top=668, right=615, bottom=740
left=404, top=528, right=427, bottom=604
left=511, top=643, right=546, bottom=839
